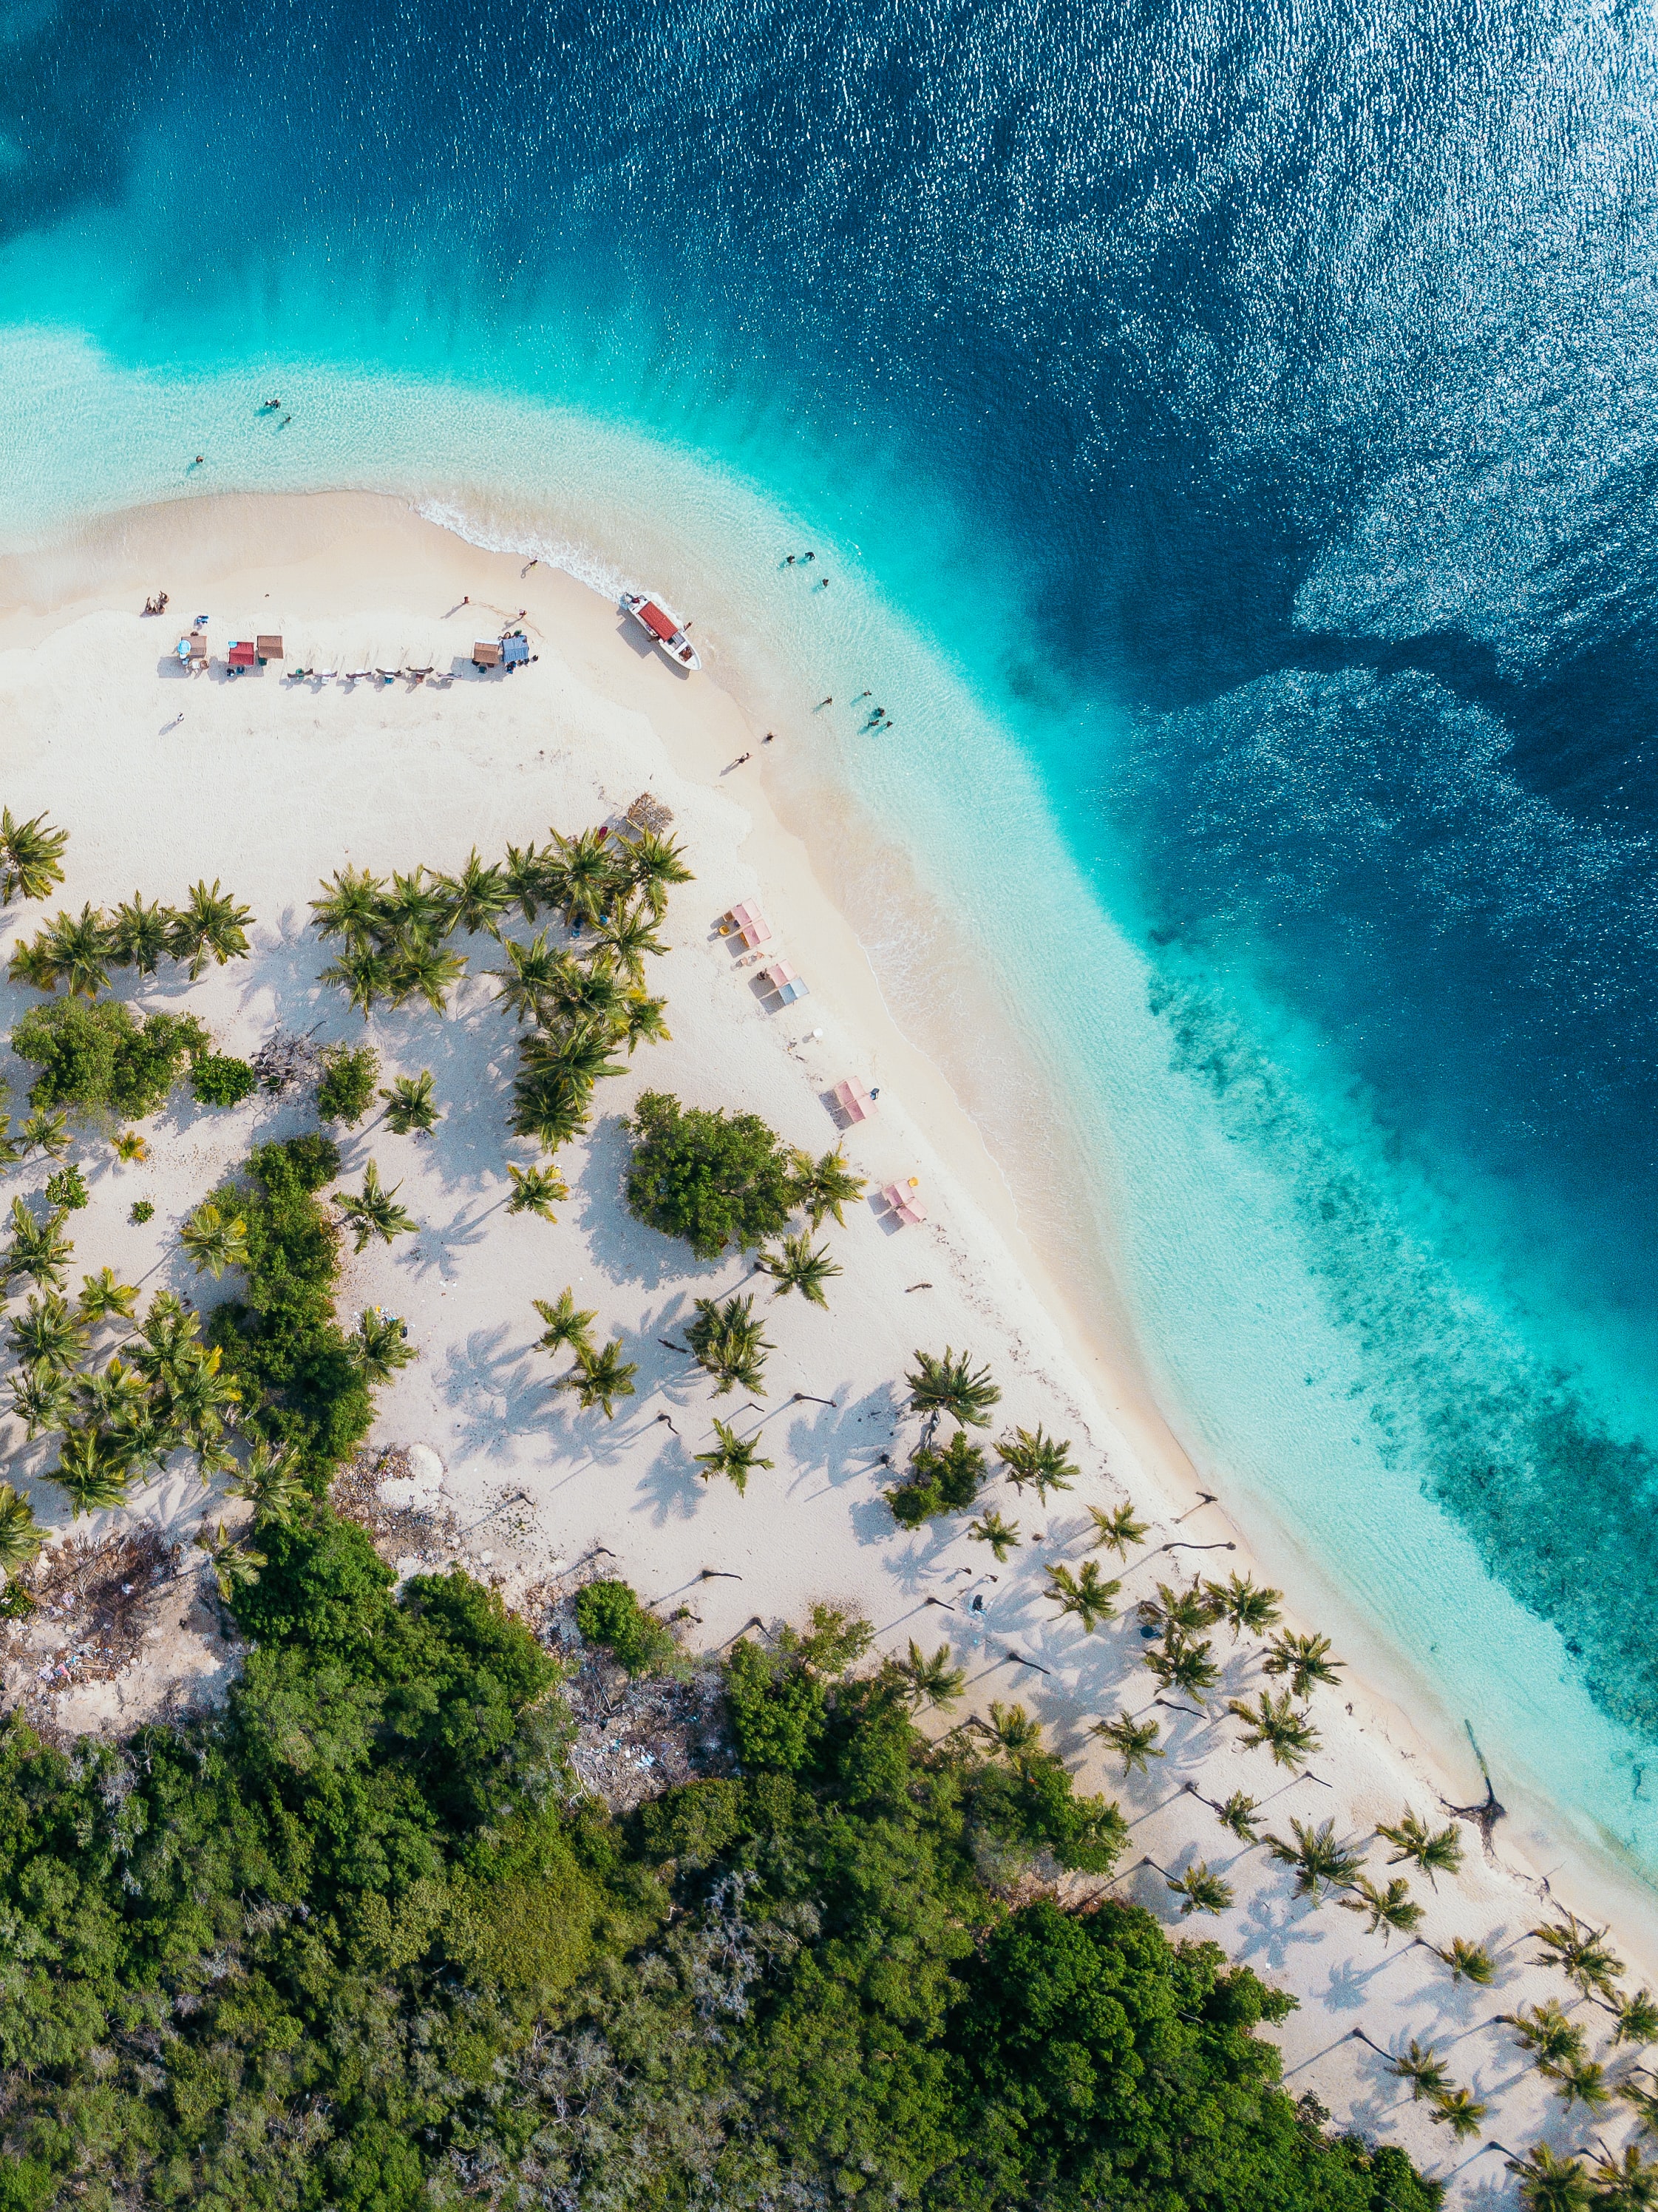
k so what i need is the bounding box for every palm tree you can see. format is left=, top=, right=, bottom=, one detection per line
left=1228, top=1690, right=1322, bottom=1768
left=19, top=1109, right=69, bottom=1161
left=225, top=1441, right=308, bottom=1527
left=761, top=1231, right=842, bottom=1306
left=1505, top=2144, right=1593, bottom=2212
left=107, top=894, right=177, bottom=974
left=334, top=1163, right=418, bottom=1252
left=162, top=1346, right=241, bottom=1453
left=1532, top=1912, right=1625, bottom=1998
left=7, top=1290, right=88, bottom=1371
left=1137, top=1580, right=1217, bottom=1635
left=380, top=1070, right=441, bottom=1136
left=1086, top=1502, right=1149, bottom=1558
left=1385, top=2039, right=1451, bottom=2101
left=1374, top=1808, right=1464, bottom=1886
left=968, top=1507, right=1022, bottom=1560
left=1164, top=1861, right=1234, bottom=1916
left=128, top=1292, right=203, bottom=1390
left=1203, top=1570, right=1283, bottom=1639
left=987, top=1701, right=1042, bottom=1757
left=4, top=1200, right=73, bottom=1291
left=1211, top=1791, right=1263, bottom=1843
left=51, top=1425, right=132, bottom=1513
left=75, top=1357, right=148, bottom=1429
left=376, top=868, right=449, bottom=940
left=1263, top=1629, right=1343, bottom=1698
left=552, top=954, right=631, bottom=1031
left=1146, top=1631, right=1220, bottom=1700
left=353, top=1308, right=416, bottom=1383
left=509, top=1065, right=592, bottom=1151
left=1546, top=2055, right=1611, bottom=2113
left=694, top=1418, right=775, bottom=1496
left=1590, top=2143, right=1658, bottom=2211
left=894, top=1638, right=965, bottom=1711
left=488, top=930, right=567, bottom=1022
left=1610, top=1987, right=1658, bottom=2046
left=168, top=880, right=253, bottom=977
left=1339, top=1873, right=1422, bottom=1944
left=387, top=930, right=466, bottom=1013
left=789, top=1147, right=867, bottom=1229
left=1093, top=1709, right=1163, bottom=1776
left=532, top=1289, right=598, bottom=1359
left=618, top=991, right=673, bottom=1054
left=8, top=1365, right=73, bottom=1439
left=195, top=1520, right=267, bottom=1602
left=594, top=901, right=668, bottom=983
left=1044, top=1559, right=1121, bottom=1632
left=1432, top=1936, right=1497, bottom=1987
left=619, top=827, right=694, bottom=917
left=436, top=848, right=510, bottom=937
left=113, top=1130, right=148, bottom=1164
left=906, top=1347, right=1000, bottom=1431
left=548, top=828, right=621, bottom=929
left=506, top=1163, right=568, bottom=1220
left=322, top=943, right=395, bottom=1019
left=310, top=864, right=386, bottom=945
left=0, top=1482, right=42, bottom=1573
left=7, top=936, right=61, bottom=993
left=1501, top=2000, right=1586, bottom=2069
left=41, top=904, right=112, bottom=997
left=996, top=1425, right=1078, bottom=1499
left=687, top=1295, right=773, bottom=1396
left=1427, top=2086, right=1486, bottom=2143
left=502, top=841, right=545, bottom=921
left=557, top=1337, right=638, bottom=1419
left=1264, top=1817, right=1364, bottom=1900
left=0, top=808, right=68, bottom=903
left=180, top=1201, right=249, bottom=1278
left=520, top=1017, right=625, bottom=1090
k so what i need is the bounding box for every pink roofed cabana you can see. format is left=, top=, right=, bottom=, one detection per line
left=882, top=1181, right=927, bottom=1227
left=832, top=1078, right=877, bottom=1122
left=761, top=960, right=809, bottom=1005
left=724, top=900, right=772, bottom=949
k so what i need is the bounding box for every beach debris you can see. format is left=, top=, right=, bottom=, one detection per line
left=251, top=1028, right=325, bottom=1094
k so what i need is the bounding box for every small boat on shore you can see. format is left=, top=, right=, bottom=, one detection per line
left=621, top=591, right=700, bottom=671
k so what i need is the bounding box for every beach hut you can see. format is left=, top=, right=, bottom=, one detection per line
left=228, top=639, right=256, bottom=670
left=761, top=960, right=809, bottom=1005
left=502, top=636, right=530, bottom=666
left=882, top=1181, right=927, bottom=1227
left=255, top=634, right=283, bottom=662
left=472, top=639, right=503, bottom=668
left=724, top=900, right=772, bottom=949
left=832, top=1078, right=877, bottom=1122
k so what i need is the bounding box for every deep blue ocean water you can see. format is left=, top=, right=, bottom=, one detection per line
left=4, top=0, right=1658, bottom=1865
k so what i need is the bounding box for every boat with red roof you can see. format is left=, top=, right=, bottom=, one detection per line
left=621, top=591, right=701, bottom=671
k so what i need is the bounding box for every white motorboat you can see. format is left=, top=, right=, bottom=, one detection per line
left=621, top=591, right=700, bottom=671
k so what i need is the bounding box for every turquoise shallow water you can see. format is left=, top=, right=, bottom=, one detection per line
left=5, top=0, right=1658, bottom=1873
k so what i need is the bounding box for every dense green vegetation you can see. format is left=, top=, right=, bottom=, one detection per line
left=191, top=1052, right=257, bottom=1107
left=11, top=998, right=208, bottom=1119
left=316, top=1042, right=380, bottom=1124
left=625, top=1090, right=802, bottom=1258
left=574, top=1575, right=679, bottom=1673
left=204, top=1134, right=374, bottom=1485
left=0, top=1537, right=1441, bottom=2211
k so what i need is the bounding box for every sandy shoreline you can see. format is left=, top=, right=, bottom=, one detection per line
left=0, top=486, right=1651, bottom=2191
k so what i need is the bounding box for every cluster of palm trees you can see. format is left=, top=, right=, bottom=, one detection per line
left=0, top=809, right=69, bottom=906
left=310, top=831, right=691, bottom=1175
left=7, top=881, right=254, bottom=995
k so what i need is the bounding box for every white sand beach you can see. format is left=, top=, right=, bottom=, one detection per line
left=0, top=489, right=1651, bottom=2196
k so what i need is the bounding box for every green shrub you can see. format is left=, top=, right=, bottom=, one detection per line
left=42, top=1162, right=88, bottom=1212
left=128, top=1198, right=154, bottom=1224
left=624, top=1090, right=797, bottom=1258
left=316, top=1043, right=380, bottom=1124
left=191, top=1053, right=256, bottom=1107
left=886, top=1432, right=986, bottom=1525
left=203, top=1133, right=371, bottom=1485
left=574, top=1578, right=676, bottom=1674
left=10, top=998, right=207, bottom=1118
left=725, top=1635, right=828, bottom=1772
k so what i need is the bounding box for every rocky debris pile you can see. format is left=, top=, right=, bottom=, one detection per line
left=1, top=1526, right=177, bottom=1723
left=251, top=1028, right=325, bottom=1093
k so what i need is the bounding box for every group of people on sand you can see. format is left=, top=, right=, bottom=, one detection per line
left=140, top=591, right=170, bottom=618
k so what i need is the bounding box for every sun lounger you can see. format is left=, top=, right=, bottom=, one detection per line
left=725, top=900, right=772, bottom=949
left=761, top=960, right=809, bottom=1005
left=832, top=1079, right=877, bottom=1122
left=881, top=1181, right=927, bottom=1227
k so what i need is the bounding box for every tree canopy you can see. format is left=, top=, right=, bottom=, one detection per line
left=625, top=1090, right=798, bottom=1258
